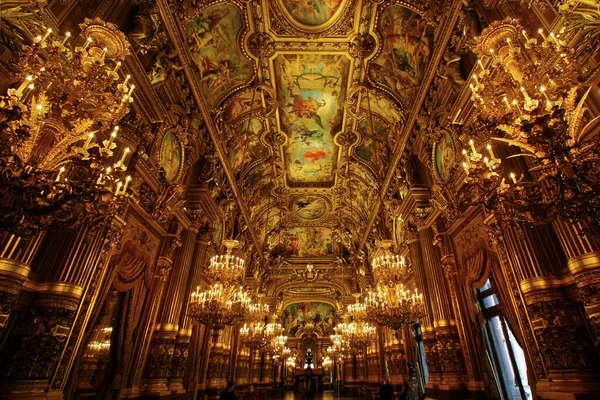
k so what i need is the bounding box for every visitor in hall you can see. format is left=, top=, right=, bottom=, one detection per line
left=219, top=381, right=238, bottom=400
left=380, top=378, right=395, bottom=400
left=245, top=384, right=261, bottom=400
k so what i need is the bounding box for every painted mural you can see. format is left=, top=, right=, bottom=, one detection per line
left=361, top=90, right=404, bottom=127
left=274, top=54, right=348, bottom=184
left=293, top=196, right=328, bottom=220
left=159, top=132, right=181, bottom=183
left=185, top=4, right=252, bottom=103
left=435, top=132, right=454, bottom=182
left=225, top=118, right=267, bottom=180
left=369, top=6, right=434, bottom=105
left=283, top=0, right=344, bottom=26
left=283, top=302, right=336, bottom=336
left=270, top=227, right=334, bottom=257
left=223, top=90, right=263, bottom=122
left=355, top=118, right=391, bottom=178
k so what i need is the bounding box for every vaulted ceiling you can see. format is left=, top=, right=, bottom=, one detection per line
left=161, top=0, right=453, bottom=268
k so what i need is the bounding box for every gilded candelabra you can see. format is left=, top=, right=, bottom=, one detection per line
left=269, top=334, right=289, bottom=361
left=326, top=334, right=346, bottom=360
left=0, top=18, right=135, bottom=236
left=336, top=319, right=376, bottom=351
left=464, top=18, right=600, bottom=234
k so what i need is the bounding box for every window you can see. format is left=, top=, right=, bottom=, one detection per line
left=478, top=279, right=532, bottom=400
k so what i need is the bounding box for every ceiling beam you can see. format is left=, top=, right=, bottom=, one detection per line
left=358, top=0, right=464, bottom=250
left=156, top=0, right=265, bottom=261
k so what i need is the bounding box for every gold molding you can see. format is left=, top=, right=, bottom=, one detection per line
left=36, top=282, right=84, bottom=300
left=520, top=276, right=563, bottom=295
left=155, top=323, right=179, bottom=333
left=0, top=258, right=31, bottom=280
left=568, top=251, right=600, bottom=275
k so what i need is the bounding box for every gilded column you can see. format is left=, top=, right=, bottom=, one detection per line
left=552, top=219, right=600, bottom=348
left=170, top=226, right=210, bottom=393
left=0, top=219, right=124, bottom=397
left=487, top=217, right=600, bottom=395
left=384, top=328, right=405, bottom=383
left=406, top=221, right=441, bottom=390
left=120, top=250, right=174, bottom=399
left=144, top=227, right=197, bottom=394
left=418, top=225, right=465, bottom=394
left=0, top=232, right=44, bottom=331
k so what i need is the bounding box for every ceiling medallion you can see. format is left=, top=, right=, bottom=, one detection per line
left=348, top=33, right=376, bottom=60
left=292, top=196, right=329, bottom=221
left=247, top=32, right=276, bottom=59
left=268, top=0, right=356, bottom=38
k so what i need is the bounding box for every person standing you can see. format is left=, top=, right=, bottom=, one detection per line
left=379, top=378, right=395, bottom=400
left=219, top=381, right=238, bottom=400
left=245, top=384, right=261, bottom=400
left=305, top=368, right=316, bottom=400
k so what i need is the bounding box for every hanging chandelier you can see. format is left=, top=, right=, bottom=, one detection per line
left=326, top=334, right=346, bottom=360
left=0, top=18, right=135, bottom=235
left=188, top=282, right=251, bottom=340
left=270, top=334, right=289, bottom=361
left=336, top=319, right=376, bottom=351
left=188, top=240, right=250, bottom=339
left=462, top=18, right=600, bottom=235
left=239, top=302, right=271, bottom=349
left=371, top=240, right=409, bottom=284
left=364, top=283, right=426, bottom=331
left=207, top=239, right=246, bottom=283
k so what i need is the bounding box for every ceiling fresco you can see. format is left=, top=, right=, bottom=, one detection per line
left=184, top=3, right=252, bottom=105
left=292, top=196, right=329, bottom=221
left=179, top=0, right=438, bottom=263
left=282, top=302, right=336, bottom=337
left=282, top=0, right=345, bottom=26
left=369, top=5, right=435, bottom=105
left=274, top=54, right=350, bottom=185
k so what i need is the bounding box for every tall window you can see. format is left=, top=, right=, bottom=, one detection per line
left=477, top=279, right=532, bottom=399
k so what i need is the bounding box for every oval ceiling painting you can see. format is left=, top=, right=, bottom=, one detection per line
left=293, top=196, right=328, bottom=220
left=282, top=0, right=345, bottom=26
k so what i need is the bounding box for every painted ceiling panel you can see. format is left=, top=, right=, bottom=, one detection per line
left=369, top=5, right=434, bottom=106
left=282, top=0, right=345, bottom=26
left=355, top=118, right=391, bottom=179
left=225, top=118, right=267, bottom=180
left=184, top=3, right=252, bottom=105
left=274, top=54, right=350, bottom=185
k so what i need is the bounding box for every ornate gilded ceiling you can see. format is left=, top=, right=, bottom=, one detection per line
left=169, top=0, right=446, bottom=265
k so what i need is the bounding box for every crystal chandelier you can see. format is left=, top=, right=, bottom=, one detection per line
left=188, top=282, right=250, bottom=340
left=0, top=18, right=135, bottom=235
left=364, top=283, right=426, bottom=331
left=269, top=334, right=289, bottom=361
left=463, top=18, right=600, bottom=235
left=371, top=240, right=409, bottom=285
left=336, top=319, right=376, bottom=351
left=326, top=334, right=346, bottom=360
left=239, top=302, right=271, bottom=349
left=207, top=239, right=246, bottom=283
left=189, top=240, right=251, bottom=339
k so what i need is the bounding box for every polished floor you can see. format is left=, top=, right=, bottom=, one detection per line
left=279, top=391, right=367, bottom=399
left=282, top=394, right=359, bottom=400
